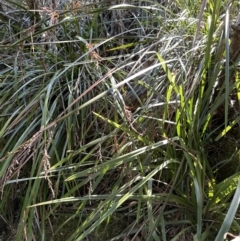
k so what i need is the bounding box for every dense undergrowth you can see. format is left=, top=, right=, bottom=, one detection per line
left=1, top=0, right=240, bottom=240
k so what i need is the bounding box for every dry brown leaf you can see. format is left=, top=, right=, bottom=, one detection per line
left=86, top=43, right=103, bottom=61
left=72, top=1, right=81, bottom=14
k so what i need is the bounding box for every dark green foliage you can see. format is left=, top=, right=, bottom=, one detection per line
left=1, top=0, right=240, bottom=241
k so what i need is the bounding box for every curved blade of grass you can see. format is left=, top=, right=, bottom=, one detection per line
left=215, top=180, right=240, bottom=241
